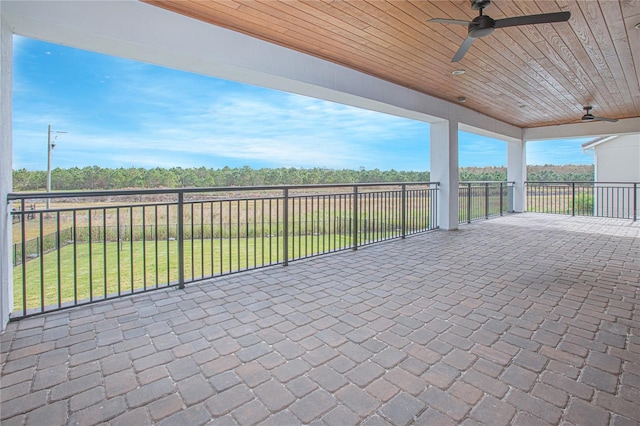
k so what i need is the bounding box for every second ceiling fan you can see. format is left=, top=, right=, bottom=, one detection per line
left=428, top=0, right=571, bottom=62
left=580, top=106, right=618, bottom=123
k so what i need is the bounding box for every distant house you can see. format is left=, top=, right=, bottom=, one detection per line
left=582, top=134, right=640, bottom=219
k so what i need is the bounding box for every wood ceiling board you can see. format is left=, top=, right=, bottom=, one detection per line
left=622, top=15, right=640, bottom=114
left=472, top=30, right=571, bottom=103
left=620, top=0, right=640, bottom=17
left=249, top=0, right=515, bottom=116
left=490, top=30, right=579, bottom=117
left=462, top=31, right=580, bottom=124
left=594, top=0, right=640, bottom=117
left=302, top=1, right=447, bottom=73
left=175, top=0, right=434, bottom=92
left=568, top=1, right=627, bottom=112
left=580, top=1, right=630, bottom=100
left=244, top=2, right=371, bottom=44
left=142, top=0, right=640, bottom=129
left=601, top=3, right=640, bottom=113
left=532, top=25, right=598, bottom=110
left=233, top=4, right=395, bottom=65
left=241, top=1, right=435, bottom=81
left=418, top=18, right=563, bottom=120
left=161, top=0, right=289, bottom=36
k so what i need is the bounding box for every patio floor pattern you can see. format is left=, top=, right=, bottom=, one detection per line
left=1, top=213, right=639, bottom=425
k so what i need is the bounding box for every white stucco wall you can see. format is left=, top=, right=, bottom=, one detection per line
left=593, top=134, right=640, bottom=182
left=1, top=17, right=14, bottom=330
left=588, top=134, right=640, bottom=219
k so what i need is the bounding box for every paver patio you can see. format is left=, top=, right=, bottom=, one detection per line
left=1, top=213, right=639, bottom=425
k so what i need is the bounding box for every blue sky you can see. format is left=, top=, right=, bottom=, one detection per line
left=12, top=36, right=592, bottom=171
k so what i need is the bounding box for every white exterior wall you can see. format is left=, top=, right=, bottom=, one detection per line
left=0, top=17, right=13, bottom=330
left=592, top=135, right=640, bottom=219
left=593, top=135, right=640, bottom=182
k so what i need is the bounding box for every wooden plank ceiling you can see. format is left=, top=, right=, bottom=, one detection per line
left=143, top=0, right=640, bottom=129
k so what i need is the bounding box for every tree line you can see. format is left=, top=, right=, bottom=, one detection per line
left=12, top=164, right=593, bottom=191
left=459, top=165, right=594, bottom=183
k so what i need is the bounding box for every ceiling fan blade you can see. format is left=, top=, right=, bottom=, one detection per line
left=593, top=116, right=619, bottom=123
left=427, top=18, right=471, bottom=26
left=494, top=11, right=571, bottom=29
left=452, top=37, right=476, bottom=62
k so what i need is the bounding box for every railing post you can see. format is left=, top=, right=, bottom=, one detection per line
left=485, top=182, right=489, bottom=219
left=509, top=182, right=515, bottom=213
left=500, top=182, right=504, bottom=216
left=634, top=183, right=638, bottom=222
left=20, top=198, right=27, bottom=317
left=467, top=183, right=472, bottom=224
left=435, top=183, right=439, bottom=229
left=571, top=182, right=576, bottom=216
left=353, top=185, right=358, bottom=250
left=401, top=184, right=406, bottom=239
left=283, top=188, right=289, bottom=266
left=177, top=191, right=185, bottom=289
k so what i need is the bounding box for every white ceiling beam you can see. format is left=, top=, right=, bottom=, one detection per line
left=459, top=122, right=522, bottom=144
left=524, top=117, right=640, bottom=141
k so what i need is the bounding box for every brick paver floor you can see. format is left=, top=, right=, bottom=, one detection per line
left=1, top=213, right=639, bottom=425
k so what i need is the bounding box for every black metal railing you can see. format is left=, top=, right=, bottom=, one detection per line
left=526, top=181, right=638, bottom=220
left=8, top=182, right=438, bottom=318
left=458, top=181, right=513, bottom=224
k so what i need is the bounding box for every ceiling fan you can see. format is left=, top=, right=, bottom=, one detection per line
left=580, top=106, right=618, bottom=123
left=428, top=0, right=571, bottom=62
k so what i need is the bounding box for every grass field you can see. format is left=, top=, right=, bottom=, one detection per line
left=13, top=234, right=354, bottom=314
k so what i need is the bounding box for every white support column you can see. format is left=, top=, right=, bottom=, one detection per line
left=430, top=120, right=459, bottom=230
left=0, top=17, right=13, bottom=330
left=507, top=139, right=527, bottom=212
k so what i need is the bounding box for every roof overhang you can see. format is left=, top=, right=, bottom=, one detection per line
left=581, top=136, right=618, bottom=152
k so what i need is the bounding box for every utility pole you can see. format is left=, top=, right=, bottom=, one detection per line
left=46, top=125, right=52, bottom=209
left=46, top=125, right=67, bottom=210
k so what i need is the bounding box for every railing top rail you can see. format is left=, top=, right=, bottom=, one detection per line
left=7, top=181, right=440, bottom=201
left=525, top=181, right=639, bottom=185
left=11, top=200, right=180, bottom=215
left=459, top=181, right=515, bottom=184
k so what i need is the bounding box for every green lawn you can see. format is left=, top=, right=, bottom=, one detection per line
left=13, top=234, right=354, bottom=313
left=12, top=201, right=434, bottom=314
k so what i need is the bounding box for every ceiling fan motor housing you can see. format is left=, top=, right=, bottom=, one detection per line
left=469, top=15, right=496, bottom=37
left=582, top=106, right=594, bottom=120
